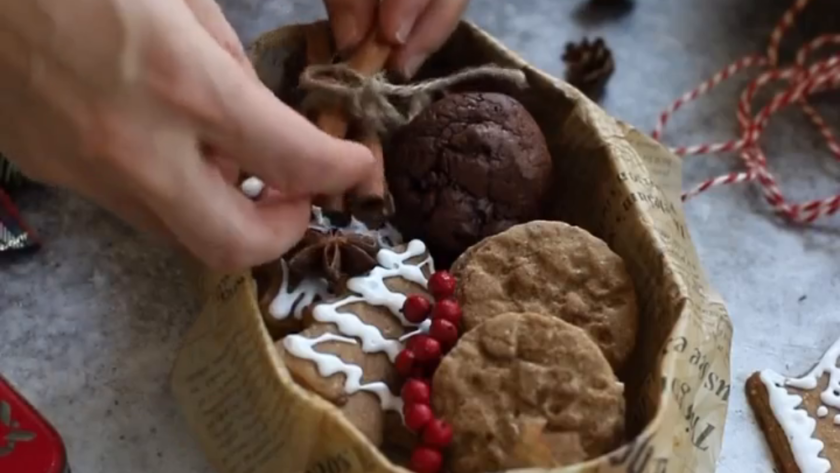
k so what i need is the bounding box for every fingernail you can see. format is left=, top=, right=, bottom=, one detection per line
left=395, top=21, right=412, bottom=45
left=400, top=54, right=427, bottom=80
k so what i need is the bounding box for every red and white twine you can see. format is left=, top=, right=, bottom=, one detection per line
left=652, top=0, right=840, bottom=223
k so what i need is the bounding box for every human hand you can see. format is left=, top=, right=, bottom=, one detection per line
left=0, top=0, right=374, bottom=270
left=324, top=0, right=470, bottom=78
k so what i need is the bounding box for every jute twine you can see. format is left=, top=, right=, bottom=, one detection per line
left=298, top=64, right=529, bottom=134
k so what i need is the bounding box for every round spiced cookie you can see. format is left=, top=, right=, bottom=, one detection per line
left=451, top=220, right=638, bottom=370
left=386, top=92, right=553, bottom=267
left=432, top=312, right=625, bottom=473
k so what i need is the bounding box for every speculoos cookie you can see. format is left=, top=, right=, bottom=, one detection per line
left=431, top=312, right=625, bottom=473
left=451, top=220, right=638, bottom=370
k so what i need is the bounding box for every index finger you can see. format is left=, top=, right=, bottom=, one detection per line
left=183, top=24, right=376, bottom=199
left=388, top=0, right=469, bottom=78
left=147, top=137, right=313, bottom=270
left=324, top=0, right=379, bottom=54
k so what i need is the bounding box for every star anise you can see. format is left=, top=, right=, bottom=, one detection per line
left=285, top=227, right=380, bottom=289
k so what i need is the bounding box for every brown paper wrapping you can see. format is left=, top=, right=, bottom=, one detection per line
left=170, top=21, right=733, bottom=473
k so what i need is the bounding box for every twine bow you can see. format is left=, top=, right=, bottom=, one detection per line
left=299, top=64, right=529, bottom=134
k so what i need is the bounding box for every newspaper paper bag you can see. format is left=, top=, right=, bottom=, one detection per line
left=171, top=20, right=733, bottom=473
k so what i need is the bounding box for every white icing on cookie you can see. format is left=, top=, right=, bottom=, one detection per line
left=268, top=260, right=330, bottom=320
left=264, top=205, right=407, bottom=321
left=283, top=333, right=404, bottom=413
left=784, top=338, right=840, bottom=410
left=345, top=240, right=434, bottom=327
left=312, top=295, right=404, bottom=362
left=241, top=177, right=265, bottom=198
left=400, top=326, right=431, bottom=342
left=759, top=370, right=828, bottom=473
left=758, top=337, right=840, bottom=473
left=309, top=240, right=434, bottom=361
left=278, top=240, right=435, bottom=414
left=309, top=206, right=404, bottom=248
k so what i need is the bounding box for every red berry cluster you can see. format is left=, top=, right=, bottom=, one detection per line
left=397, top=271, right=463, bottom=473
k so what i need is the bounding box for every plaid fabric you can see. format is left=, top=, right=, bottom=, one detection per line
left=0, top=187, right=38, bottom=252
left=0, top=154, right=25, bottom=190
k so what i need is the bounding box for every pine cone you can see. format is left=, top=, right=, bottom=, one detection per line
left=561, top=37, right=615, bottom=98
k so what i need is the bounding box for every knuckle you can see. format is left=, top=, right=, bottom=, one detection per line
left=143, top=40, right=225, bottom=127
left=222, top=39, right=247, bottom=62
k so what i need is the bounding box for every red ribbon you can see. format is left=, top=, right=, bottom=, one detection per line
left=653, top=0, right=840, bottom=223
left=0, top=187, right=38, bottom=253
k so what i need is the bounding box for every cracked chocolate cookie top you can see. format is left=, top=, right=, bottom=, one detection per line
left=386, top=92, right=553, bottom=266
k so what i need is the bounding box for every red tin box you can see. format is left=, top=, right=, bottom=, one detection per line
left=0, top=377, right=69, bottom=473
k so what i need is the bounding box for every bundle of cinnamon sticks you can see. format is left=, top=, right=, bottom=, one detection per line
left=304, top=23, right=398, bottom=229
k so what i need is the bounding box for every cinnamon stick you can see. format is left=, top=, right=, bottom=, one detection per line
left=305, top=23, right=334, bottom=69
left=305, top=24, right=348, bottom=217
left=311, top=31, right=392, bottom=217
left=348, top=133, right=391, bottom=228
left=317, top=32, right=392, bottom=137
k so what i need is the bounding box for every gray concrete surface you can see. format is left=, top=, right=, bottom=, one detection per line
left=2, top=0, right=839, bottom=472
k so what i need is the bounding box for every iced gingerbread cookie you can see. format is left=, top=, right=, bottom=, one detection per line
left=432, top=312, right=625, bottom=473
left=746, top=337, right=840, bottom=473
left=256, top=208, right=404, bottom=336
left=276, top=240, right=436, bottom=447
left=256, top=257, right=330, bottom=336
left=451, top=220, right=638, bottom=370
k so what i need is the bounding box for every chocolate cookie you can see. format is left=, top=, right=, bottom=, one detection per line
left=451, top=220, right=638, bottom=371
left=432, top=312, right=625, bottom=473
left=386, top=92, right=553, bottom=266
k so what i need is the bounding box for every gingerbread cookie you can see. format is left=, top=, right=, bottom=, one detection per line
left=257, top=257, right=331, bottom=337
left=256, top=207, right=405, bottom=337
left=747, top=337, right=840, bottom=473
left=431, top=312, right=625, bottom=473
left=277, top=240, right=435, bottom=446
left=451, top=221, right=638, bottom=370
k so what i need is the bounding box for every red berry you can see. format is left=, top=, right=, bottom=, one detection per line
left=410, top=446, right=443, bottom=473
left=428, top=271, right=457, bottom=300
left=429, top=318, right=459, bottom=348
left=404, top=403, right=434, bottom=431
left=421, top=357, right=441, bottom=377
left=401, top=378, right=431, bottom=405
left=395, top=349, right=416, bottom=377
left=432, top=298, right=462, bottom=326
left=402, top=295, right=432, bottom=323
left=422, top=419, right=453, bottom=448
left=406, top=334, right=430, bottom=352
left=413, top=336, right=442, bottom=362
